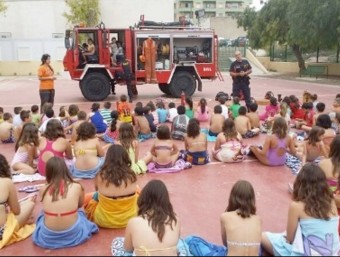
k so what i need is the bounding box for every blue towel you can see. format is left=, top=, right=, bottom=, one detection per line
left=201, top=128, right=217, bottom=142
left=70, top=157, right=104, bottom=179
left=32, top=210, right=99, bottom=249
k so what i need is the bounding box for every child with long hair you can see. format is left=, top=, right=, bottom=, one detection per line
left=300, top=126, right=328, bottom=165
left=262, top=164, right=340, bottom=256
left=319, top=135, right=340, bottom=193
left=111, top=180, right=182, bottom=256
left=71, top=122, right=105, bottom=179
left=185, top=97, right=194, bottom=119
left=0, top=154, right=36, bottom=249
left=213, top=118, right=244, bottom=163
left=147, top=101, right=159, bottom=125
left=220, top=180, right=262, bottom=256
left=184, top=118, right=209, bottom=165
left=195, top=98, right=210, bottom=122
left=156, top=101, right=168, bottom=124
left=37, top=119, right=73, bottom=176
left=101, top=110, right=120, bottom=145
left=250, top=117, right=296, bottom=166
left=84, top=145, right=139, bottom=229
left=117, top=122, right=150, bottom=175
left=11, top=123, right=39, bottom=174
left=32, top=157, right=98, bottom=249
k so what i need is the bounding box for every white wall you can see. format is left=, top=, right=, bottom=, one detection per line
left=0, top=0, right=174, bottom=40
left=0, top=0, right=67, bottom=39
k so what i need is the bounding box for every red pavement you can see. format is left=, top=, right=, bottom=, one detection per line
left=0, top=73, right=339, bottom=256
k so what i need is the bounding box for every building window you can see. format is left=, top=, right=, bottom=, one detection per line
left=0, top=32, right=12, bottom=39
left=196, top=3, right=201, bottom=8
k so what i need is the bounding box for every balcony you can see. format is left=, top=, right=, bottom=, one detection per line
left=203, top=1, right=217, bottom=10
left=179, top=1, right=194, bottom=9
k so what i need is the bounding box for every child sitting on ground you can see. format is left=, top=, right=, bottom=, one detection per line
left=13, top=106, right=23, bottom=128
left=151, top=125, right=179, bottom=169
left=14, top=110, right=31, bottom=142
left=68, top=104, right=80, bottom=126
left=0, top=113, right=15, bottom=144
left=156, top=101, right=168, bottom=124
left=229, top=97, right=241, bottom=119
left=218, top=96, right=229, bottom=119
left=250, top=117, right=296, bottom=166
left=220, top=180, right=262, bottom=256
left=167, top=102, right=178, bottom=123
left=117, top=95, right=133, bottom=123
left=30, top=105, right=40, bottom=127
left=146, top=101, right=159, bottom=126
left=57, top=106, right=70, bottom=129
left=246, top=102, right=260, bottom=129
left=195, top=98, right=210, bottom=122
left=298, top=126, right=328, bottom=165
left=134, top=107, right=153, bottom=142
left=100, top=111, right=120, bottom=145
left=213, top=118, right=244, bottom=163
left=185, top=97, right=194, bottom=119
left=11, top=123, right=39, bottom=174
left=260, top=97, right=279, bottom=121
left=313, top=102, right=326, bottom=126
left=100, top=101, right=112, bottom=125
left=0, top=154, right=37, bottom=250
left=32, top=157, right=98, bottom=249
left=64, top=111, right=87, bottom=145
left=171, top=105, right=190, bottom=141
left=117, top=123, right=149, bottom=175
left=184, top=118, right=209, bottom=165
left=235, top=106, right=260, bottom=138
left=144, top=106, right=157, bottom=133
left=209, top=105, right=225, bottom=137
left=295, top=102, right=314, bottom=132
left=89, top=103, right=107, bottom=134
left=39, top=108, right=56, bottom=134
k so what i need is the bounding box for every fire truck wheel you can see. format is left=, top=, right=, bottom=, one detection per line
left=169, top=71, right=196, bottom=98
left=80, top=72, right=111, bottom=101
left=158, top=83, right=171, bottom=95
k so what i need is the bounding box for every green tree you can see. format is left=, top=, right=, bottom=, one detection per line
left=0, top=0, right=7, bottom=13
left=63, top=0, right=101, bottom=27
left=240, top=0, right=340, bottom=70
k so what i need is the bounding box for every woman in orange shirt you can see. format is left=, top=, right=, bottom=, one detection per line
left=38, top=54, right=56, bottom=111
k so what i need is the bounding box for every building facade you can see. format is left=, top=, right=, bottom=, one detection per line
left=0, top=0, right=174, bottom=75
left=174, top=0, right=252, bottom=21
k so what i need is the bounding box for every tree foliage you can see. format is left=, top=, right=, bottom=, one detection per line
left=63, top=0, right=101, bottom=27
left=238, top=0, right=340, bottom=70
left=0, top=0, right=7, bottom=13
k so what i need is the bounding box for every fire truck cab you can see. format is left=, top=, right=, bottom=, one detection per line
left=63, top=21, right=219, bottom=101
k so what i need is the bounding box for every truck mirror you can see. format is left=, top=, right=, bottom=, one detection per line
left=64, top=30, right=71, bottom=49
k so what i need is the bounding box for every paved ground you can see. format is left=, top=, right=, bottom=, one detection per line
left=0, top=72, right=339, bottom=256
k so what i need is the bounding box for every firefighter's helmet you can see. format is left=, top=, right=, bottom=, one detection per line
left=139, top=55, right=146, bottom=63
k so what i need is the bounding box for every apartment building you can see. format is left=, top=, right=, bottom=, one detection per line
left=174, top=0, right=252, bottom=21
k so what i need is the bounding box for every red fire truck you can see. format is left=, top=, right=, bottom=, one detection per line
left=63, top=19, right=220, bottom=101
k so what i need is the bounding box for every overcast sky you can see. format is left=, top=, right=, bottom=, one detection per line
left=250, top=0, right=264, bottom=10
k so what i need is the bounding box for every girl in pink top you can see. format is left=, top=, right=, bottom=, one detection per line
left=37, top=119, right=73, bottom=176
left=195, top=98, right=210, bottom=122
left=259, top=97, right=279, bottom=121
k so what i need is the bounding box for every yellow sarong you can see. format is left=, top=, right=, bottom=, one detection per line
left=85, top=192, right=138, bottom=229
left=0, top=212, right=35, bottom=249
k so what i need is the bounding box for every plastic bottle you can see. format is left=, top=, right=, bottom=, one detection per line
left=181, top=91, right=186, bottom=106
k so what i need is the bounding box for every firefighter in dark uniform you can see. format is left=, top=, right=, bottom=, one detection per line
left=229, top=50, right=252, bottom=108
left=116, top=54, right=134, bottom=103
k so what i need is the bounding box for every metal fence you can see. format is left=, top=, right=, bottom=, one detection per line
left=267, top=42, right=340, bottom=63
left=218, top=46, right=246, bottom=71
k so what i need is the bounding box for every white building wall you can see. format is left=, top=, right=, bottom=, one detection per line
left=0, top=0, right=174, bottom=39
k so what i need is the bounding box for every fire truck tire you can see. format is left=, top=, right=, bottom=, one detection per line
left=158, top=83, right=171, bottom=95
left=169, top=71, right=196, bottom=98
left=80, top=72, right=111, bottom=101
